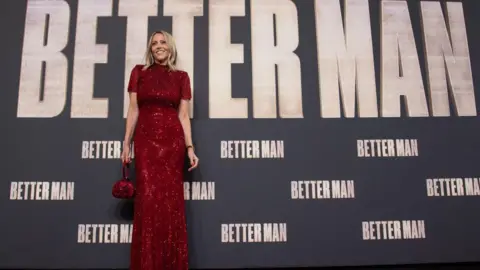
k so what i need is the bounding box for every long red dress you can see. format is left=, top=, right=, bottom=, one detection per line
left=127, top=63, right=191, bottom=270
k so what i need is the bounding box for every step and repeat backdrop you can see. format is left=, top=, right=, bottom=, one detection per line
left=1, top=0, right=480, bottom=268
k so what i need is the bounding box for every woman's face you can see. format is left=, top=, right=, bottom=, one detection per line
left=150, top=33, right=170, bottom=64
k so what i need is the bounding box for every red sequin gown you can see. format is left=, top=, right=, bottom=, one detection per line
left=127, top=63, right=191, bottom=270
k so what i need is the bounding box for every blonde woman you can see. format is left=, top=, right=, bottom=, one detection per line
left=121, top=30, right=199, bottom=270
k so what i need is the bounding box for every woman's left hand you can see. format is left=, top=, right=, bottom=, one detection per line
left=187, top=148, right=199, bottom=171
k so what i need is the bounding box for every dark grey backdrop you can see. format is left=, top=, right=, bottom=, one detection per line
left=1, top=0, right=480, bottom=269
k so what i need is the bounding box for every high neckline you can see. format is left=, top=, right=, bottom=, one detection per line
left=154, top=62, right=168, bottom=69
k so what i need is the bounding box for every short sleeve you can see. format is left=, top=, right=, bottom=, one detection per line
left=127, top=65, right=142, bottom=93
left=180, top=72, right=192, bottom=100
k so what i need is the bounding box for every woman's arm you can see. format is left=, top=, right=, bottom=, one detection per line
left=178, top=72, right=194, bottom=148
left=178, top=72, right=199, bottom=170
left=178, top=100, right=192, bottom=147
left=124, top=93, right=139, bottom=146
left=121, top=65, right=141, bottom=164
left=178, top=99, right=198, bottom=170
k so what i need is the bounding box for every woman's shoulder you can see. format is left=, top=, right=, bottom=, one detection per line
left=133, top=64, right=145, bottom=71
left=172, top=68, right=189, bottom=77
left=129, top=64, right=148, bottom=76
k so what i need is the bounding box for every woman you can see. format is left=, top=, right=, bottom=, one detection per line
left=121, top=30, right=199, bottom=270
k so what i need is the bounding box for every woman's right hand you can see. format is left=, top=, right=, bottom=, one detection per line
left=121, top=143, right=131, bottom=164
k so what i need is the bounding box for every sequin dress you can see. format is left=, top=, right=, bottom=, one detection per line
left=127, top=63, right=191, bottom=270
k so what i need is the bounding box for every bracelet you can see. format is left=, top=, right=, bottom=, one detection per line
left=186, top=145, right=194, bottom=150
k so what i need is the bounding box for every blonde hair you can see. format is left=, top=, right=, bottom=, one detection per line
left=142, top=30, right=177, bottom=71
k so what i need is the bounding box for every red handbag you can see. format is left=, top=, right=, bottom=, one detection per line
left=112, top=163, right=135, bottom=199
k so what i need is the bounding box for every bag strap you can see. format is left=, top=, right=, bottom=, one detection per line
left=122, top=162, right=130, bottom=180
